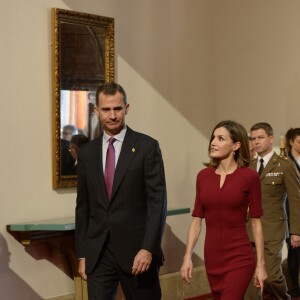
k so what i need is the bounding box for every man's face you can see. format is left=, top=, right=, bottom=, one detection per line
left=251, top=129, right=273, bottom=157
left=62, top=129, right=73, bottom=141
left=94, top=91, right=129, bottom=136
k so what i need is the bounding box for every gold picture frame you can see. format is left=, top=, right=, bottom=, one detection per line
left=52, top=8, right=114, bottom=189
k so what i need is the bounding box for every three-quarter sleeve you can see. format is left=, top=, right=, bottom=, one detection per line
left=192, top=172, right=205, bottom=218
left=249, top=172, right=263, bottom=218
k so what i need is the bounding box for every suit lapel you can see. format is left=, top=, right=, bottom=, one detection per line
left=91, top=135, right=110, bottom=203
left=110, top=128, right=138, bottom=202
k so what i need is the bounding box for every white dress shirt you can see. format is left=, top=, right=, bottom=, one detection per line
left=102, top=126, right=127, bottom=172
left=256, top=150, right=274, bottom=172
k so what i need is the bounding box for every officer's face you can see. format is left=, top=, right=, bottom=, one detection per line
left=251, top=129, right=273, bottom=157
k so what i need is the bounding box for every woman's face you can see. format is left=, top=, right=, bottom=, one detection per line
left=210, top=127, right=239, bottom=159
left=290, top=135, right=300, bottom=154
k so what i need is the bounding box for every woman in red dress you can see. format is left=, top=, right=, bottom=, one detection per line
left=181, top=120, right=267, bottom=300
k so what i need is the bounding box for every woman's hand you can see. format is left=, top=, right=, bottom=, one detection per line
left=180, top=217, right=202, bottom=284
left=253, top=264, right=267, bottom=293
left=180, top=255, right=193, bottom=284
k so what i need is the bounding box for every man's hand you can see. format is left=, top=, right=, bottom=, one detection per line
left=291, top=235, right=300, bottom=248
left=132, top=249, right=152, bottom=276
left=78, top=258, right=87, bottom=280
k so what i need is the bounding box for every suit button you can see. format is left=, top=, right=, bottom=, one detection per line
left=104, top=229, right=108, bottom=233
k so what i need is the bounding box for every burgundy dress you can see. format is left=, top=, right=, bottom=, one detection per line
left=192, top=167, right=263, bottom=300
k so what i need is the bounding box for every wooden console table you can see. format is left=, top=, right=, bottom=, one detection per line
left=7, top=207, right=190, bottom=300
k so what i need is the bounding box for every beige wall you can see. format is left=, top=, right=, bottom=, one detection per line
left=1, top=0, right=299, bottom=298
left=0, top=0, right=213, bottom=298
left=214, top=0, right=300, bottom=142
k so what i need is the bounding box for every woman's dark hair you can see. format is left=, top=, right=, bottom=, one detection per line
left=285, top=128, right=300, bottom=153
left=205, top=120, right=250, bottom=168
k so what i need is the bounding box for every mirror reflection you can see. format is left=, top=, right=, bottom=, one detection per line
left=52, top=8, right=114, bottom=188
left=60, top=91, right=101, bottom=176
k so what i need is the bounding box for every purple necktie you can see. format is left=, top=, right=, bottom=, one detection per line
left=104, top=137, right=116, bottom=200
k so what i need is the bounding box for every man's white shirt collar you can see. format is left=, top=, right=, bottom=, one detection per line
left=257, top=150, right=274, bottom=168
left=103, top=126, right=127, bottom=144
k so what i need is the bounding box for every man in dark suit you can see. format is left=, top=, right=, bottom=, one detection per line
left=245, top=122, right=300, bottom=300
left=75, top=83, right=167, bottom=300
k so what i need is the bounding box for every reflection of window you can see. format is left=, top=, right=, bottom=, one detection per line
left=61, top=90, right=101, bottom=140
left=61, top=90, right=89, bottom=136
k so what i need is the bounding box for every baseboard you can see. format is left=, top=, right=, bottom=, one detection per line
left=45, top=266, right=211, bottom=300
left=160, top=266, right=211, bottom=300
left=44, top=294, right=74, bottom=300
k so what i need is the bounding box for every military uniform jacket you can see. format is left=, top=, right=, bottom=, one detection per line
left=247, top=152, right=300, bottom=242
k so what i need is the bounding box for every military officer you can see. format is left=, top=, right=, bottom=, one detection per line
left=245, top=122, right=300, bottom=300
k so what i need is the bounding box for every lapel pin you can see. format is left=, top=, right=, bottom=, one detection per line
left=132, top=148, right=136, bottom=152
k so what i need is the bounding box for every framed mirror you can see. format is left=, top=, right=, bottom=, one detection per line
left=52, top=8, right=114, bottom=189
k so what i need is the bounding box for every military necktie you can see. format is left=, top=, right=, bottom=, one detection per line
left=258, top=158, right=264, bottom=175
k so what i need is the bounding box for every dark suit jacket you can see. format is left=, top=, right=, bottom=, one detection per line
left=61, top=139, right=76, bottom=175
left=75, top=127, right=167, bottom=274
left=247, top=152, right=300, bottom=242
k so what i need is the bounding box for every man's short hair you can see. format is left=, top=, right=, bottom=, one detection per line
left=95, top=82, right=127, bottom=106
left=250, top=122, right=273, bottom=136
left=70, top=134, right=89, bottom=148
left=63, top=124, right=77, bottom=134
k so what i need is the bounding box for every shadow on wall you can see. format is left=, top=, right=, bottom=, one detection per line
left=61, top=0, right=216, bottom=139
left=23, top=236, right=74, bottom=279
left=7, top=231, right=74, bottom=280
left=0, top=233, right=42, bottom=300
left=6, top=224, right=203, bottom=299
left=161, top=224, right=203, bottom=274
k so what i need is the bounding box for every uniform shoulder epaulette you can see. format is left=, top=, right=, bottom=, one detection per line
left=278, top=155, right=291, bottom=163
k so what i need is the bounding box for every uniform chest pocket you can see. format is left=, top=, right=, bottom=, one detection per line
left=263, top=176, right=284, bottom=196
left=264, top=177, right=283, bottom=186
